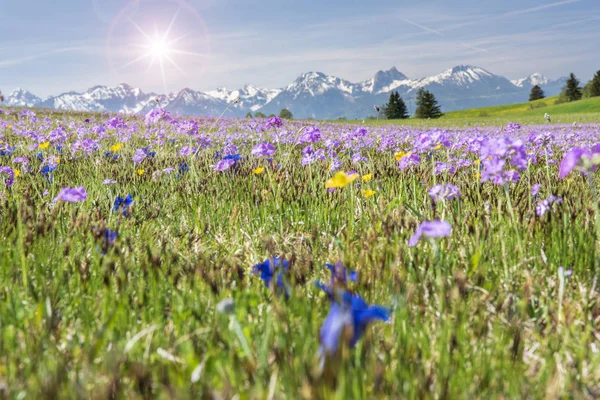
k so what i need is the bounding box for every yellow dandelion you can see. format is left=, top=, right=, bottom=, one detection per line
left=253, top=167, right=265, bottom=175
left=394, top=151, right=409, bottom=161
left=110, top=143, right=123, bottom=152
left=361, top=173, right=373, bottom=182
left=362, top=189, right=376, bottom=198
left=13, top=169, right=20, bottom=178
left=38, top=141, right=50, bottom=149
left=474, top=173, right=481, bottom=179
left=474, top=159, right=481, bottom=166
left=325, top=171, right=359, bottom=189
left=136, top=169, right=145, bottom=176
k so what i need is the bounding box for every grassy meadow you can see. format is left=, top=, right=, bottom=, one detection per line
left=1, top=107, right=600, bottom=398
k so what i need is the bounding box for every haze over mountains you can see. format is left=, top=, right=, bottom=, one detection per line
left=4, top=65, right=568, bottom=119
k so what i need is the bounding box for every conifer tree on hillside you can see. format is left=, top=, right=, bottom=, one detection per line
left=529, top=85, right=545, bottom=101
left=563, top=73, right=582, bottom=102
left=415, top=89, right=443, bottom=119
left=590, top=70, right=600, bottom=98
left=384, top=91, right=409, bottom=119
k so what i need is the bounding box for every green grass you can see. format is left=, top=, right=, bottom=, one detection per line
left=2, top=111, right=600, bottom=398
left=341, top=96, right=600, bottom=127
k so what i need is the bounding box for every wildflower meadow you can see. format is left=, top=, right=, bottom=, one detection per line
left=2, top=107, right=600, bottom=398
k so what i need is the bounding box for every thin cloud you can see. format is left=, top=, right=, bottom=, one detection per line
left=502, top=0, right=582, bottom=17
left=0, top=47, right=84, bottom=68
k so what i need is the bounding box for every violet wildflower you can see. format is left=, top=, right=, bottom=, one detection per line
left=0, top=166, right=15, bottom=187
left=132, top=149, right=147, bottom=165
left=102, top=179, right=117, bottom=185
left=536, top=195, right=563, bottom=217
left=408, top=220, right=452, bottom=247
left=53, top=186, right=87, bottom=203
left=315, top=262, right=358, bottom=298
left=428, top=184, right=461, bottom=203
left=214, top=158, right=235, bottom=171
left=251, top=142, right=276, bottom=157
left=558, top=145, right=600, bottom=179
left=531, top=184, right=541, bottom=197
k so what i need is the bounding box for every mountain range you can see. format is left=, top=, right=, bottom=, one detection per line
left=2, top=65, right=568, bottom=119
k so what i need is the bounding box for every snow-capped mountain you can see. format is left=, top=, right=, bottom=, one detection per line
left=512, top=73, right=550, bottom=88
left=6, top=88, right=42, bottom=107
left=2, top=65, right=570, bottom=119
left=206, top=85, right=281, bottom=112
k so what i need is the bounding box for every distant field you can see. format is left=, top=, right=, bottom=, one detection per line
left=344, top=96, right=600, bottom=127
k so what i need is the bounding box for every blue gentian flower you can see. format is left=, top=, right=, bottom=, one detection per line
left=252, top=257, right=290, bottom=296
left=0, top=146, right=15, bottom=157
left=178, top=162, right=189, bottom=175
left=320, top=291, right=390, bottom=354
left=315, top=262, right=358, bottom=298
left=113, top=194, right=134, bottom=217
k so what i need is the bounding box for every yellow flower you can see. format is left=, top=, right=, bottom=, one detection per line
left=394, top=151, right=409, bottom=161
left=110, top=143, right=123, bottom=152
left=361, top=173, right=372, bottom=182
left=38, top=141, right=50, bottom=149
left=325, top=171, right=359, bottom=189
left=474, top=173, right=481, bottom=179
left=474, top=159, right=481, bottom=166
left=253, top=167, right=265, bottom=175
left=56, top=157, right=60, bottom=164
left=13, top=169, right=20, bottom=178
left=362, top=189, right=376, bottom=198
left=433, top=144, right=442, bottom=151
left=136, top=169, right=145, bottom=176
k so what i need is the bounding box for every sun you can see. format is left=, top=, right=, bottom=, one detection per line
left=150, top=38, right=169, bottom=58
left=120, top=9, right=202, bottom=93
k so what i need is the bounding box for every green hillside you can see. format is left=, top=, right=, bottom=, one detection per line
left=443, top=96, right=600, bottom=119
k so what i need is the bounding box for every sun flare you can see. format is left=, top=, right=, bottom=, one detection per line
left=120, top=9, right=202, bottom=93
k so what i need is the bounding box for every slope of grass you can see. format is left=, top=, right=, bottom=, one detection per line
left=444, top=96, right=600, bottom=119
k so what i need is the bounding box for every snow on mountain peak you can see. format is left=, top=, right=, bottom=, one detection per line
left=511, top=73, right=550, bottom=88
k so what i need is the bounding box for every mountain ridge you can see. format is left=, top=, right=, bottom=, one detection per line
left=2, top=66, right=569, bottom=119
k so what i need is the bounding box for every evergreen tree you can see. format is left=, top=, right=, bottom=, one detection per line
left=254, top=111, right=267, bottom=118
left=590, top=70, right=600, bottom=98
left=384, top=92, right=397, bottom=119
left=529, top=85, right=545, bottom=101
left=245, top=112, right=253, bottom=118
left=279, top=108, right=293, bottom=119
left=563, top=73, right=582, bottom=102
left=415, top=89, right=443, bottom=119
left=383, top=91, right=409, bottom=119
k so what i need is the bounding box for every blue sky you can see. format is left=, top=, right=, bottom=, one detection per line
left=1, top=0, right=598, bottom=97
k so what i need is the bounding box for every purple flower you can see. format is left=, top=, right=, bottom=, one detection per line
left=0, top=166, right=15, bottom=187
left=42, top=189, right=49, bottom=197
left=214, top=158, right=235, bottom=171
left=428, top=184, right=460, bottom=203
left=144, top=108, right=171, bottom=125
left=320, top=291, right=389, bottom=354
left=251, top=142, right=276, bottom=157
left=53, top=186, right=87, bottom=203
left=102, top=179, right=117, bottom=185
left=299, top=126, right=322, bottom=144
left=265, top=116, right=283, bottom=129
left=132, top=149, right=147, bottom=165
left=408, top=220, right=452, bottom=247
left=179, top=146, right=198, bottom=157
left=12, top=157, right=29, bottom=165
left=531, top=183, right=541, bottom=197
left=536, top=195, right=563, bottom=217
left=558, top=145, right=600, bottom=179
